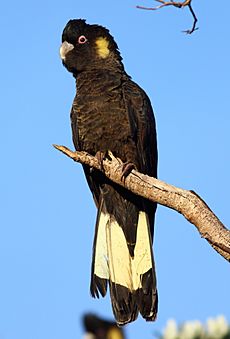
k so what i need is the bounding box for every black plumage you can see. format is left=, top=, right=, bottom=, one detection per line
left=60, top=19, right=158, bottom=325
left=83, top=313, right=125, bottom=339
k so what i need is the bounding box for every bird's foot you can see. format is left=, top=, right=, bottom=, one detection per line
left=121, top=161, right=136, bottom=181
left=95, top=151, right=106, bottom=171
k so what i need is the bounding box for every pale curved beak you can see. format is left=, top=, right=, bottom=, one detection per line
left=59, top=41, right=74, bottom=60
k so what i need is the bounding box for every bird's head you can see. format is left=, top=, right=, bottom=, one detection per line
left=60, top=19, right=123, bottom=76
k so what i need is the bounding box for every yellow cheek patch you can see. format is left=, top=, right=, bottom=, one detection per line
left=107, top=328, right=123, bottom=339
left=95, top=37, right=110, bottom=58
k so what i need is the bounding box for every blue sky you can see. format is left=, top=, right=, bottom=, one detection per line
left=1, top=1, right=229, bottom=338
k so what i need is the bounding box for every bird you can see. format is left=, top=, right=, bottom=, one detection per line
left=82, top=313, right=125, bottom=339
left=59, top=19, right=158, bottom=326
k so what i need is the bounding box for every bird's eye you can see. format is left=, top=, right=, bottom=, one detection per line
left=78, top=35, right=87, bottom=44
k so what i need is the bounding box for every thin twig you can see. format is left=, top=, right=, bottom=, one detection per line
left=183, top=2, right=198, bottom=34
left=137, top=0, right=199, bottom=34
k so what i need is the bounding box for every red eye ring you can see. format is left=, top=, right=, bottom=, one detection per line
left=78, top=35, right=87, bottom=44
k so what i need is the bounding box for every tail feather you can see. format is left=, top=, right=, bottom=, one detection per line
left=110, top=283, right=138, bottom=325
left=90, top=201, right=109, bottom=298
left=137, top=270, right=158, bottom=321
left=90, top=205, right=158, bottom=325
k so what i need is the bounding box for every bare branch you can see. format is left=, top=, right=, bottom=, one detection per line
left=183, top=3, right=198, bottom=34
left=53, top=145, right=230, bottom=262
left=137, top=0, right=199, bottom=34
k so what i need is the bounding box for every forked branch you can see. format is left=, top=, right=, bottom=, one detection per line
left=53, top=145, right=230, bottom=262
left=137, top=0, right=198, bottom=34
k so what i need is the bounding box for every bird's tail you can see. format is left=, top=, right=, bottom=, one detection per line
left=90, top=201, right=158, bottom=325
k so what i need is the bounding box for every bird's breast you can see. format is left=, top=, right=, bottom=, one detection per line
left=72, top=72, right=136, bottom=162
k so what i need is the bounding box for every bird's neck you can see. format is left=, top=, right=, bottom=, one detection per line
left=75, top=69, right=130, bottom=94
